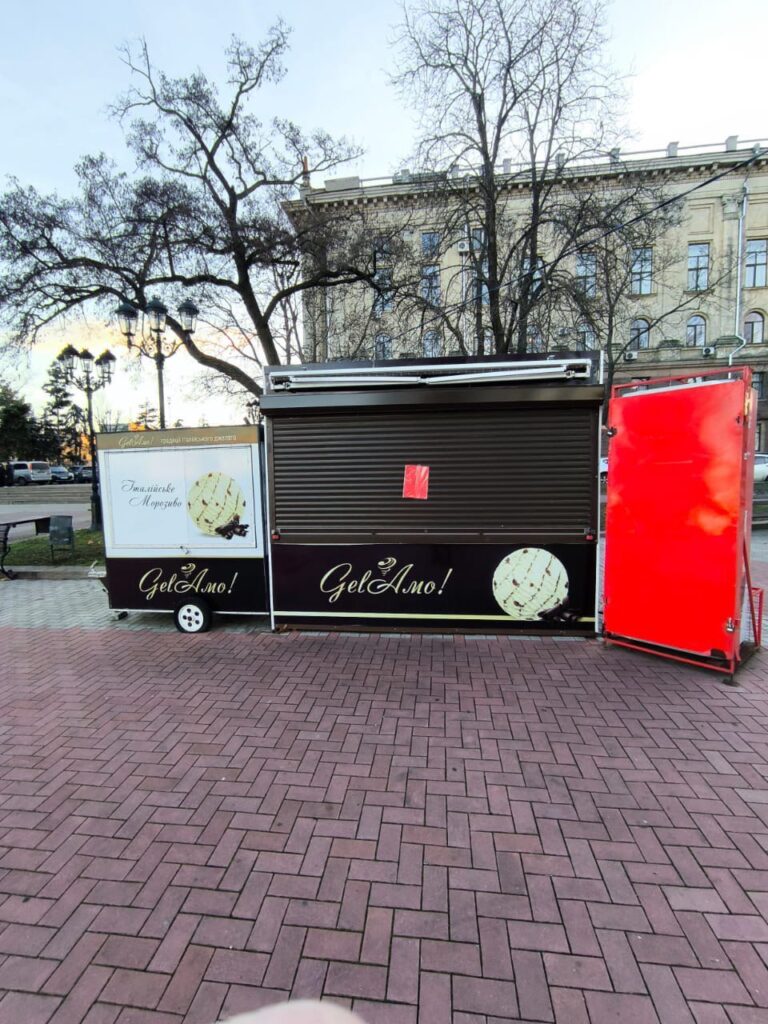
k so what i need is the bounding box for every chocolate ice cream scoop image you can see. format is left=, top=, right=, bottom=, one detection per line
left=187, top=472, right=247, bottom=537
left=492, top=547, right=569, bottom=619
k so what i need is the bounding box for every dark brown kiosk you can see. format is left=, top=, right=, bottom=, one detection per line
left=261, top=356, right=603, bottom=634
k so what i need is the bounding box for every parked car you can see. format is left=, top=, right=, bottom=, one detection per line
left=72, top=464, right=93, bottom=483
left=50, top=465, right=74, bottom=484
left=9, top=461, right=52, bottom=485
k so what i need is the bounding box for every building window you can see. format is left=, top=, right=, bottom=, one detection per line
left=471, top=227, right=486, bottom=252
left=686, top=315, right=706, bottom=347
left=479, top=330, right=494, bottom=356
left=422, top=330, right=442, bottom=358
left=576, top=252, right=597, bottom=298
left=373, top=236, right=392, bottom=266
left=629, top=318, right=650, bottom=350
left=631, top=247, right=653, bottom=295
left=372, top=269, right=394, bottom=317
left=475, top=257, right=490, bottom=306
left=746, top=240, right=767, bottom=289
left=753, top=372, right=765, bottom=400
left=527, top=324, right=546, bottom=353
left=688, top=243, right=710, bottom=291
left=577, top=324, right=596, bottom=350
left=374, top=333, right=393, bottom=360
left=420, top=264, right=441, bottom=306
left=745, top=310, right=765, bottom=345
left=522, top=256, right=545, bottom=291
left=421, top=231, right=440, bottom=260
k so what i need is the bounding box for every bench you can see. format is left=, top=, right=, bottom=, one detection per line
left=0, top=524, right=12, bottom=580
left=0, top=517, right=53, bottom=579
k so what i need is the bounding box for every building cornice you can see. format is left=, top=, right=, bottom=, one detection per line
left=285, top=138, right=768, bottom=220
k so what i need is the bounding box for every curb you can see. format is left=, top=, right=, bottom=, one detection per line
left=3, top=565, right=105, bottom=581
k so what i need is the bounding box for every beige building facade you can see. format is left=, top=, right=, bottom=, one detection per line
left=289, top=137, right=768, bottom=446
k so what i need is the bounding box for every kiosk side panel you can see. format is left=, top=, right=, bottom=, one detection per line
left=98, top=426, right=269, bottom=616
left=104, top=556, right=267, bottom=613
left=271, top=541, right=596, bottom=630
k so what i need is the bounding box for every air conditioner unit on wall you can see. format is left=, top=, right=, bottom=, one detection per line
left=624, top=351, right=639, bottom=362
left=457, top=239, right=470, bottom=254
left=702, top=346, right=717, bottom=358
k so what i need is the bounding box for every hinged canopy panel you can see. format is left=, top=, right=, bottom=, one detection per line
left=603, top=370, right=755, bottom=672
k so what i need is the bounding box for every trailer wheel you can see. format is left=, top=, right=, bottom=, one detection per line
left=174, top=600, right=212, bottom=634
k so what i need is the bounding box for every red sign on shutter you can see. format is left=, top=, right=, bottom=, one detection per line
left=403, top=464, right=429, bottom=500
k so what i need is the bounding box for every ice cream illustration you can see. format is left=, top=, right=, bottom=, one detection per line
left=492, top=547, right=569, bottom=619
left=187, top=472, right=247, bottom=537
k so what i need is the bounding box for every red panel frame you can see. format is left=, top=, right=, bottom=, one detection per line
left=603, top=369, right=756, bottom=674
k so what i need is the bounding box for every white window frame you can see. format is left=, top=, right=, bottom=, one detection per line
left=745, top=310, right=765, bottom=345
left=746, top=240, right=768, bottom=289
left=422, top=330, right=442, bottom=358
left=421, top=231, right=440, bottom=260
left=687, top=243, right=710, bottom=292
left=576, top=251, right=597, bottom=298
left=686, top=314, right=706, bottom=347
left=629, top=318, right=650, bottom=350
left=374, top=333, right=393, bottom=360
left=373, top=269, right=394, bottom=317
left=631, top=247, right=653, bottom=295
left=420, top=264, right=441, bottom=306
left=577, top=324, right=597, bottom=350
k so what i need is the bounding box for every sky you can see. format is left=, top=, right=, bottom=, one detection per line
left=1, top=0, right=766, bottom=426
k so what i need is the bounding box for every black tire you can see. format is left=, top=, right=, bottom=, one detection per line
left=17, top=477, right=28, bottom=486
left=173, top=600, right=212, bottom=634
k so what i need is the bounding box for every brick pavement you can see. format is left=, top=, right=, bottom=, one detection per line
left=3, top=607, right=768, bottom=1021
left=0, top=580, right=266, bottom=633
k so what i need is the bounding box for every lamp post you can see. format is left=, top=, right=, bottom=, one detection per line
left=116, top=298, right=199, bottom=429
left=56, top=344, right=116, bottom=529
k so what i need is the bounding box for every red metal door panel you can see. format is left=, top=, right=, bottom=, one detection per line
left=604, top=374, right=753, bottom=668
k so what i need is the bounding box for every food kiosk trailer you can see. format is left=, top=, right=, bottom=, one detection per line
left=95, top=360, right=762, bottom=680
left=260, top=356, right=603, bottom=634
left=97, top=424, right=268, bottom=631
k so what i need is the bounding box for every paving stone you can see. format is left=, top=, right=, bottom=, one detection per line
left=325, top=962, right=387, bottom=1000
left=584, top=990, right=661, bottom=1022
left=0, top=954, right=58, bottom=992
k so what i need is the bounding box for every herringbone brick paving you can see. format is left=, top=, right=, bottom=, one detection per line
left=3, top=615, right=768, bottom=1022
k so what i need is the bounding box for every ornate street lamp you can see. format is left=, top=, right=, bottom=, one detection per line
left=146, top=296, right=168, bottom=334
left=115, top=301, right=139, bottom=346
left=56, top=345, right=117, bottom=529
left=177, top=298, right=199, bottom=335
left=115, top=297, right=198, bottom=429
left=95, top=350, right=117, bottom=383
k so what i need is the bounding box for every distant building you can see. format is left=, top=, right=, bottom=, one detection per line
left=287, top=136, right=768, bottom=448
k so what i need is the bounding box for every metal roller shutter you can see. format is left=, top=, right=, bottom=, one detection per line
left=270, top=406, right=597, bottom=541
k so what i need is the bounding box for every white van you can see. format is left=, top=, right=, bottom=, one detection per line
left=10, top=461, right=53, bottom=485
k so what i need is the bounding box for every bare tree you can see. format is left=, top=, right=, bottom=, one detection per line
left=0, top=26, right=380, bottom=397
left=558, top=184, right=737, bottom=387
left=390, top=0, right=630, bottom=354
